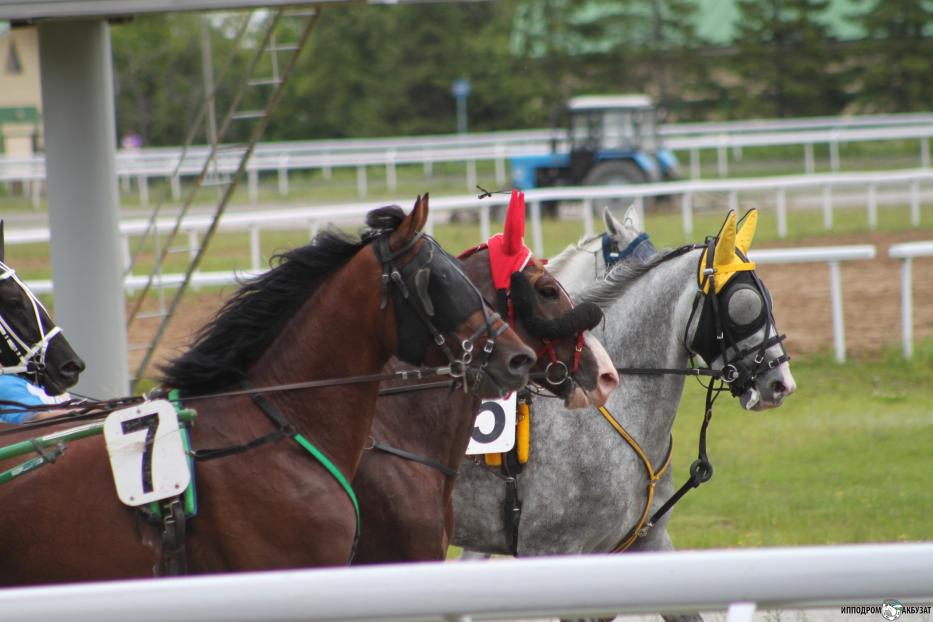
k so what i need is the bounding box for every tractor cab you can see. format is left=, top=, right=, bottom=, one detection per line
left=510, top=94, right=678, bottom=191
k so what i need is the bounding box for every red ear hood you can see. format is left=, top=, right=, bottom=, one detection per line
left=486, top=190, right=532, bottom=290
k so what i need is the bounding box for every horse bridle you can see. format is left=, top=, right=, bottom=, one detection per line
left=373, top=231, right=510, bottom=396
left=504, top=270, right=602, bottom=390
left=684, top=237, right=790, bottom=398
left=0, top=261, right=63, bottom=385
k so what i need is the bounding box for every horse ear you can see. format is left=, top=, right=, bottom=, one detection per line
left=503, top=190, right=526, bottom=255
left=621, top=204, right=642, bottom=233
left=735, top=208, right=758, bottom=255
left=393, top=194, right=429, bottom=248
left=712, top=210, right=737, bottom=271
left=413, top=193, right=429, bottom=232
left=0, top=220, right=4, bottom=263
left=602, top=207, right=621, bottom=237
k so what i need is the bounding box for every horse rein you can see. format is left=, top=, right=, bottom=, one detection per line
left=0, top=262, right=63, bottom=383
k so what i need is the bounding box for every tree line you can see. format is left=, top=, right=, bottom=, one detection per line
left=109, top=0, right=933, bottom=147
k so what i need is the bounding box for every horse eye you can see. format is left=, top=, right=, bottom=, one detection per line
left=538, top=287, right=560, bottom=300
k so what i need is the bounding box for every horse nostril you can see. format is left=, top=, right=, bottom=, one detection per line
left=770, top=380, right=786, bottom=396
left=508, top=353, right=534, bottom=374
left=63, top=360, right=85, bottom=376
left=599, top=371, right=619, bottom=392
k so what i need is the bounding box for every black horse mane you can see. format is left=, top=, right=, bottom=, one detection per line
left=160, top=205, right=407, bottom=395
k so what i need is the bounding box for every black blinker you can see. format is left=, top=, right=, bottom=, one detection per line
left=414, top=267, right=434, bottom=317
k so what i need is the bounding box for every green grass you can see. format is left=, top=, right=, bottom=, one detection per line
left=667, top=342, right=933, bottom=548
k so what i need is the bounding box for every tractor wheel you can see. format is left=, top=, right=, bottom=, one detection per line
left=583, top=160, right=650, bottom=214
left=584, top=160, right=648, bottom=186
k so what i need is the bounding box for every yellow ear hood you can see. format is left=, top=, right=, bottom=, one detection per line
left=735, top=208, right=758, bottom=255
left=698, top=210, right=757, bottom=294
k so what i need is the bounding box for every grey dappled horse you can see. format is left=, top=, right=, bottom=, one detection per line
left=452, top=207, right=796, bottom=622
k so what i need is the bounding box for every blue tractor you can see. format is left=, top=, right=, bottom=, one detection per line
left=511, top=94, right=679, bottom=199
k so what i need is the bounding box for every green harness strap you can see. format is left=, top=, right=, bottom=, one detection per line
left=294, top=433, right=361, bottom=562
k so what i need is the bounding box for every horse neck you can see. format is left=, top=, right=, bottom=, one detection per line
left=591, top=251, right=701, bottom=455
left=246, top=249, right=389, bottom=476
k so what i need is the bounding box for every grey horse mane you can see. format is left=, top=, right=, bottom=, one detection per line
left=578, top=246, right=688, bottom=308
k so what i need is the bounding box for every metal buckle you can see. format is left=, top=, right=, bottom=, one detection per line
left=544, top=360, right=570, bottom=385
left=721, top=364, right=739, bottom=383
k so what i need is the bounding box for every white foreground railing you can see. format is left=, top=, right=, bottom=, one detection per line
left=888, top=241, right=933, bottom=359
left=0, top=543, right=930, bottom=622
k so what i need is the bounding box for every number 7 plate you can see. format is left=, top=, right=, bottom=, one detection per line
left=103, top=399, right=191, bottom=507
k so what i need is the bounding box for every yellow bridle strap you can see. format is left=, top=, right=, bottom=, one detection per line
left=714, top=261, right=756, bottom=275
left=596, top=405, right=673, bottom=553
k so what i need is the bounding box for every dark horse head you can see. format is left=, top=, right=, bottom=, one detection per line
left=460, top=191, right=618, bottom=407
left=0, top=222, right=86, bottom=395
left=161, top=195, right=534, bottom=399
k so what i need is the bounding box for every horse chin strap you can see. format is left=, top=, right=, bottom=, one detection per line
left=373, top=232, right=509, bottom=398
left=0, top=263, right=63, bottom=385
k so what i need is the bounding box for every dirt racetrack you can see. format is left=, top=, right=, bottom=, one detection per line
left=130, top=229, right=933, bottom=380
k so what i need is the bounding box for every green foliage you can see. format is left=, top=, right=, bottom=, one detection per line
left=106, top=1, right=933, bottom=146
left=849, top=0, right=933, bottom=112
left=729, top=0, right=848, bottom=118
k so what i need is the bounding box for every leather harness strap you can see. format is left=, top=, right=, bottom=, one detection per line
left=596, top=405, right=673, bottom=553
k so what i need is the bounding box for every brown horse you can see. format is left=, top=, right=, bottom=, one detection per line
left=0, top=196, right=534, bottom=585
left=0, top=221, right=85, bottom=396
left=352, top=192, right=619, bottom=563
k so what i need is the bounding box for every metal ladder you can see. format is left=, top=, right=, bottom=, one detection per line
left=126, top=6, right=323, bottom=391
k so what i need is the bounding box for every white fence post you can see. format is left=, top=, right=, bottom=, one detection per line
left=910, top=180, right=920, bottom=226
left=386, top=150, right=397, bottom=192
left=277, top=156, right=289, bottom=197
left=466, top=159, right=477, bottom=192
left=900, top=257, right=913, bottom=359
left=30, top=179, right=41, bottom=208
left=866, top=183, right=877, bottom=229
left=138, top=175, right=149, bottom=209
left=690, top=148, right=701, bottom=179
left=530, top=200, right=544, bottom=256
left=582, top=198, right=594, bottom=238
left=681, top=192, right=693, bottom=237
left=494, top=144, right=506, bottom=186
left=804, top=142, right=815, bottom=174
left=479, top=203, right=490, bottom=243
left=716, top=139, right=728, bottom=177
left=248, top=167, right=259, bottom=204
left=249, top=226, right=261, bottom=272
left=822, top=185, right=833, bottom=230
left=829, top=260, right=846, bottom=363
left=356, top=165, right=367, bottom=197
left=776, top=188, right=787, bottom=239
left=170, top=173, right=181, bottom=200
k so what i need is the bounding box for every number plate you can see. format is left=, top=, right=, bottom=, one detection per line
left=466, top=393, right=516, bottom=455
left=103, top=400, right=191, bottom=507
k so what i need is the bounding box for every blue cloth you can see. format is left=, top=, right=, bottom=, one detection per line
left=0, top=375, right=66, bottom=424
